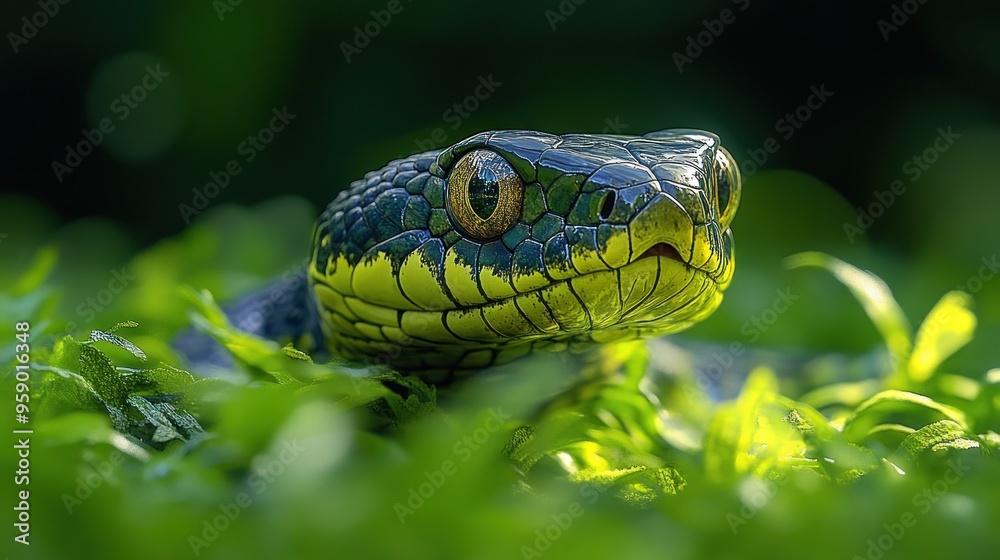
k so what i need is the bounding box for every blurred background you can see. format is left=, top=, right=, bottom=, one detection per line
left=3, top=0, right=998, bottom=371
left=3, top=2, right=1000, bottom=559
left=3, top=0, right=998, bottom=242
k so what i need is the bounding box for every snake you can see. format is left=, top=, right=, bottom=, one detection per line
left=178, top=129, right=742, bottom=383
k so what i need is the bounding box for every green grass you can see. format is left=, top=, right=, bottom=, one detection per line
left=3, top=199, right=999, bottom=560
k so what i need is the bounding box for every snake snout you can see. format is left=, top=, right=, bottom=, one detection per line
left=624, top=192, right=695, bottom=267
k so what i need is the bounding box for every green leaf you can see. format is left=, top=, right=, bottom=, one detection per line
left=570, top=465, right=686, bottom=506
left=895, top=419, right=980, bottom=462
left=120, top=365, right=196, bottom=397
left=704, top=367, right=785, bottom=479
left=90, top=328, right=148, bottom=361
left=33, top=363, right=104, bottom=408
left=775, top=396, right=878, bottom=478
left=842, top=390, right=970, bottom=443
left=79, top=344, right=130, bottom=408
left=126, top=395, right=184, bottom=442
left=907, top=291, right=976, bottom=382
left=365, top=370, right=438, bottom=425
left=180, top=277, right=441, bottom=421
left=180, top=286, right=306, bottom=384
left=107, top=320, right=140, bottom=333
left=282, top=344, right=314, bottom=363
left=772, top=397, right=838, bottom=441
left=503, top=425, right=538, bottom=471
left=34, top=332, right=204, bottom=446
left=124, top=395, right=202, bottom=443
left=862, top=423, right=916, bottom=440
left=785, top=252, right=911, bottom=368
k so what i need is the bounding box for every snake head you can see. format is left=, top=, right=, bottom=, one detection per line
left=310, top=129, right=742, bottom=380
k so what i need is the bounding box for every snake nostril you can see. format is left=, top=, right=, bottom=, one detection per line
left=600, top=191, right=616, bottom=220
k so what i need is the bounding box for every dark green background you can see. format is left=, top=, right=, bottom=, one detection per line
left=2, top=0, right=999, bottom=366
left=3, top=0, right=997, bottom=240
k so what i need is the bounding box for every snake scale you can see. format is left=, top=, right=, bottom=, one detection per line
left=179, top=129, right=742, bottom=383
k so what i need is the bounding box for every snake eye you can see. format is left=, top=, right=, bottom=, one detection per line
left=446, top=149, right=524, bottom=240
left=714, top=147, right=741, bottom=228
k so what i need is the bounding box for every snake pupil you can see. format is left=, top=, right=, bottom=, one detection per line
left=468, top=167, right=500, bottom=220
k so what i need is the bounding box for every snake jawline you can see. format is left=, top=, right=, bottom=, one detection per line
left=313, top=256, right=721, bottom=381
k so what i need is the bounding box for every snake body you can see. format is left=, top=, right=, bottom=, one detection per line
left=303, top=129, right=742, bottom=382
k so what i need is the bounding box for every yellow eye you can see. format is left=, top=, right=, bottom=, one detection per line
left=446, top=149, right=524, bottom=240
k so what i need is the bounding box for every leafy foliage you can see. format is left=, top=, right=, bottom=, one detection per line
left=3, top=243, right=999, bottom=560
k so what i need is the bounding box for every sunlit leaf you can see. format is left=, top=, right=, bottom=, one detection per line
left=863, top=423, right=916, bottom=439
left=282, top=344, right=314, bottom=363
left=895, top=419, right=980, bottom=462
left=842, top=390, right=970, bottom=443
left=775, top=396, right=877, bottom=478
left=570, top=465, right=686, bottom=505
left=704, top=367, right=785, bottom=479
left=907, top=291, right=976, bottom=382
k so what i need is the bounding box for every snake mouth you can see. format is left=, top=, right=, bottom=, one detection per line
left=638, top=242, right=684, bottom=264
